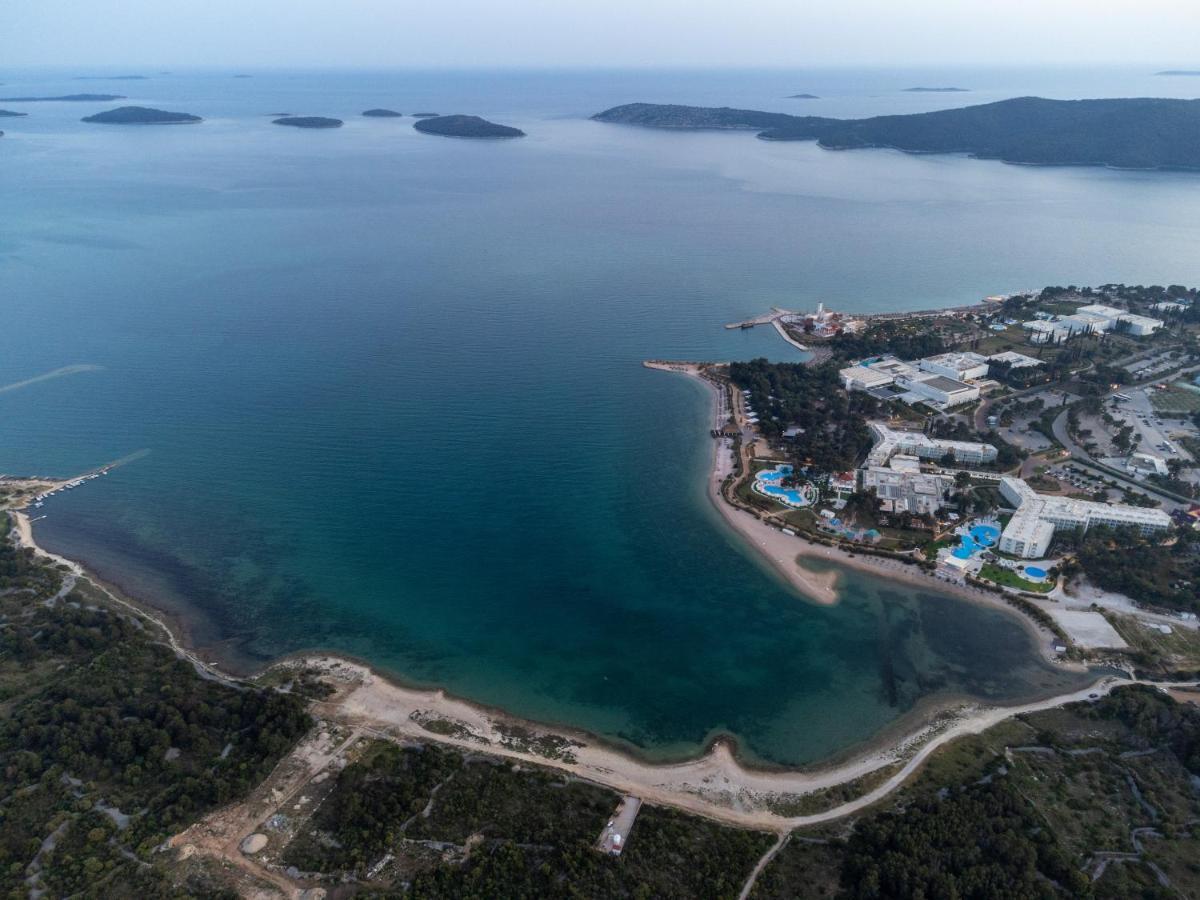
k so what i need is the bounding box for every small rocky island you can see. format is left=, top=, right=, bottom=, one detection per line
left=362, top=108, right=403, bottom=117
left=413, top=115, right=525, bottom=138
left=273, top=116, right=343, bottom=129
left=0, top=110, right=27, bottom=117
left=0, top=93, right=125, bottom=102
left=787, top=93, right=820, bottom=99
left=904, top=86, right=970, bottom=92
left=82, top=106, right=202, bottom=124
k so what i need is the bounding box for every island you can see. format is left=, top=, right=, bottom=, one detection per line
left=272, top=115, right=343, bottom=129
left=0, top=109, right=27, bottom=117
left=74, top=74, right=148, bottom=80
left=0, top=93, right=125, bottom=102
left=413, top=114, right=525, bottom=138
left=593, top=96, right=1200, bottom=169
left=1156, top=69, right=1200, bottom=75
left=786, top=93, right=820, bottom=99
left=362, top=108, right=403, bottom=117
left=904, top=86, right=970, bottom=92
left=411, top=112, right=439, bottom=117
left=81, top=106, right=202, bottom=125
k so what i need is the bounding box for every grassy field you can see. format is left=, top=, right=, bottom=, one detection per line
left=1150, top=380, right=1200, bottom=414
left=1106, top=611, right=1200, bottom=671
left=979, top=561, right=1054, bottom=593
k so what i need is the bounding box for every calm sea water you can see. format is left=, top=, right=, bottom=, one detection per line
left=3, top=67, right=1195, bottom=766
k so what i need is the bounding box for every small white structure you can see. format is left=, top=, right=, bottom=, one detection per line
left=987, top=350, right=1044, bottom=370
left=1129, top=452, right=1169, bottom=476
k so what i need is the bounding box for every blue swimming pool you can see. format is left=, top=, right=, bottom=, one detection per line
left=951, top=523, right=1001, bottom=560
left=1024, top=566, right=1048, bottom=580
left=753, top=465, right=813, bottom=508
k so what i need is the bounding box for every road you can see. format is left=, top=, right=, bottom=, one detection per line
left=597, top=796, right=642, bottom=854
left=1051, top=409, right=1189, bottom=511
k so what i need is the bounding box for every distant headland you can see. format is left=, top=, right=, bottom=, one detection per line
left=411, top=112, right=440, bottom=118
left=74, top=75, right=148, bottom=81
left=273, top=116, right=344, bottom=129
left=413, top=115, right=525, bottom=138
left=593, top=96, right=1200, bottom=170
left=362, top=108, right=403, bottom=117
left=82, top=106, right=202, bottom=125
left=786, top=93, right=820, bottom=100
left=0, top=110, right=27, bottom=118
left=0, top=94, right=125, bottom=102
left=904, top=86, right=970, bottom=92
left=1156, top=70, right=1200, bottom=76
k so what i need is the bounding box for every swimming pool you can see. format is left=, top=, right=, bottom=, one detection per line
left=1023, top=566, right=1048, bottom=580
left=951, top=523, right=1001, bottom=560
left=753, top=465, right=815, bottom=508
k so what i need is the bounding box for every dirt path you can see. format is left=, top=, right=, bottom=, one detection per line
left=738, top=832, right=790, bottom=900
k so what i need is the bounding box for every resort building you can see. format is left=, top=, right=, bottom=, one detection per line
left=997, top=476, right=1173, bottom=558
left=865, top=422, right=998, bottom=468
left=840, top=355, right=981, bottom=410
left=1023, top=305, right=1164, bottom=343
left=862, top=456, right=952, bottom=515
left=918, top=351, right=990, bottom=382
left=986, top=350, right=1043, bottom=370
left=781, top=302, right=864, bottom=338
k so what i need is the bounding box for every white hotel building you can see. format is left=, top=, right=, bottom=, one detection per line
left=997, top=476, right=1172, bottom=558
left=866, top=422, right=998, bottom=468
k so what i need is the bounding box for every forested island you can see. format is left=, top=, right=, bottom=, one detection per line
left=81, top=106, right=202, bottom=124
left=0, top=93, right=125, bottom=102
left=593, top=96, right=1200, bottom=169
left=413, top=114, right=525, bottom=138
left=362, top=108, right=403, bottom=117
left=787, top=93, right=819, bottom=99
left=273, top=116, right=343, bottom=129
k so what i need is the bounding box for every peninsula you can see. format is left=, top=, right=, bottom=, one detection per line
left=272, top=115, right=343, bottom=128
left=362, top=107, right=403, bottom=117
left=0, top=93, right=125, bottom=102
left=81, top=106, right=202, bottom=124
left=413, top=114, right=525, bottom=138
left=593, top=96, right=1200, bottom=169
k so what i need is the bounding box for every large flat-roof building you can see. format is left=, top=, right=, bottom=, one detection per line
left=866, top=422, right=998, bottom=468
left=997, top=476, right=1172, bottom=558
left=1025, top=304, right=1165, bottom=343
left=987, top=350, right=1044, bottom=370
left=840, top=355, right=980, bottom=410
left=918, top=351, right=990, bottom=382
left=863, top=457, right=952, bottom=515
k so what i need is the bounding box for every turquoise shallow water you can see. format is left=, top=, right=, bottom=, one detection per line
left=2, top=67, right=1194, bottom=766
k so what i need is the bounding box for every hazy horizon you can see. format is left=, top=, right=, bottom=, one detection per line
left=6, top=0, right=1199, bottom=70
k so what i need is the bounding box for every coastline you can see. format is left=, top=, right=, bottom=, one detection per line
left=6, top=496, right=1118, bottom=830
left=2, top=393, right=1109, bottom=831
left=647, top=360, right=1077, bottom=667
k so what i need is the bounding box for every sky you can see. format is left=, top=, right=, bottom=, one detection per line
left=5, top=0, right=1199, bottom=69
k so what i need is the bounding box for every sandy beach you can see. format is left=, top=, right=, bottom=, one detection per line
left=1, top=436, right=1115, bottom=832
left=645, top=361, right=1070, bottom=660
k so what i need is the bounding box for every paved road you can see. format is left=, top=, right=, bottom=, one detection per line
left=597, top=796, right=642, bottom=855
left=1051, top=409, right=1188, bottom=512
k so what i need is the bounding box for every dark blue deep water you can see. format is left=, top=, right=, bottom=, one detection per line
left=3, top=67, right=1195, bottom=766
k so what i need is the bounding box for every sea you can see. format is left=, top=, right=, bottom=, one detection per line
left=3, top=66, right=1197, bottom=767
